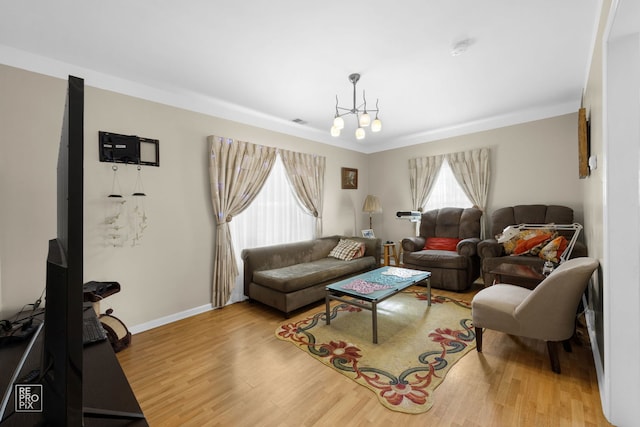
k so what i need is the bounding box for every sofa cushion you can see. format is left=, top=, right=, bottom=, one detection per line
left=403, top=250, right=469, bottom=269
left=418, top=207, right=482, bottom=240
left=252, top=256, right=376, bottom=293
left=490, top=205, right=574, bottom=237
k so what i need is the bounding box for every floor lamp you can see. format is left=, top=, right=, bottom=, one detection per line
left=362, top=195, right=382, bottom=231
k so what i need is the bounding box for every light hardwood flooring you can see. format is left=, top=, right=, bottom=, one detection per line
left=117, top=284, right=612, bottom=427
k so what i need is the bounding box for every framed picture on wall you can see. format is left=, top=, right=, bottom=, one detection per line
left=341, top=167, right=358, bottom=189
left=578, top=107, right=590, bottom=179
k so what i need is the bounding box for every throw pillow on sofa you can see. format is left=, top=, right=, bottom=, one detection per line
left=538, top=235, right=568, bottom=263
left=329, top=239, right=365, bottom=261
left=423, top=237, right=461, bottom=251
left=513, top=232, right=555, bottom=256
left=498, top=228, right=553, bottom=255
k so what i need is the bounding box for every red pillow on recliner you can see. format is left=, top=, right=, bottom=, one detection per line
left=423, top=237, right=461, bottom=251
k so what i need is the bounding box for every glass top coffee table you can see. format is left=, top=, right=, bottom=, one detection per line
left=325, top=266, right=431, bottom=343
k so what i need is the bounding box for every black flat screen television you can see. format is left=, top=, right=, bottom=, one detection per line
left=40, top=75, right=85, bottom=426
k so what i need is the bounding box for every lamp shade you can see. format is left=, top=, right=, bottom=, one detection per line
left=363, top=195, right=382, bottom=230
left=362, top=195, right=382, bottom=213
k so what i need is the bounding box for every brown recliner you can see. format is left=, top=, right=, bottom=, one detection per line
left=401, top=207, right=482, bottom=291
left=477, top=204, right=587, bottom=286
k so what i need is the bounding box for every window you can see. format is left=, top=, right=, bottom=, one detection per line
left=228, top=156, right=315, bottom=303
left=423, top=160, right=472, bottom=211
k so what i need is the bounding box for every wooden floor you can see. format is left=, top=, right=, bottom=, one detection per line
left=117, top=284, right=613, bottom=427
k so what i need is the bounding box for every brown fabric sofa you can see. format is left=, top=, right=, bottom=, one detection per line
left=401, top=207, right=482, bottom=291
left=477, top=204, right=587, bottom=285
left=241, top=235, right=381, bottom=316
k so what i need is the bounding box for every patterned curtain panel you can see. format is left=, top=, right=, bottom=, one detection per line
left=279, top=149, right=326, bottom=237
left=208, top=135, right=277, bottom=307
left=408, top=155, right=444, bottom=211
left=446, top=148, right=490, bottom=238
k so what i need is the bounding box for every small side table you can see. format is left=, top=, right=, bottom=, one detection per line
left=490, top=263, right=545, bottom=290
left=382, top=243, right=399, bottom=266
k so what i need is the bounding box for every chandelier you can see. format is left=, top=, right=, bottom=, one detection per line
left=330, top=73, right=382, bottom=140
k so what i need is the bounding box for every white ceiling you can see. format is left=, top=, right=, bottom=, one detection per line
left=0, top=0, right=601, bottom=153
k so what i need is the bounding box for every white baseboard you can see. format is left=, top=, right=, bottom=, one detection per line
left=128, top=303, right=215, bottom=334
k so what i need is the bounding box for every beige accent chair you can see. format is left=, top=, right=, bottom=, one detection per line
left=471, top=257, right=599, bottom=373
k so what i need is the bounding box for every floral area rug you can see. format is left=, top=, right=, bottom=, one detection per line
left=275, top=290, right=475, bottom=414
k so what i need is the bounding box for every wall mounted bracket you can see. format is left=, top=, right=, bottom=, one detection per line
left=99, top=131, right=159, bottom=167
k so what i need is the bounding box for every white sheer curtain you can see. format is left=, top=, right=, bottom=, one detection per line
left=423, top=160, right=473, bottom=211
left=228, top=156, right=315, bottom=303
left=280, top=149, right=325, bottom=237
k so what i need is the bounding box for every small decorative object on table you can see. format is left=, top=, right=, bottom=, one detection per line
left=361, top=229, right=375, bottom=238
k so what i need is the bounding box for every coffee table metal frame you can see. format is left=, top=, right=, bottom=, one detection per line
left=325, top=266, right=431, bottom=344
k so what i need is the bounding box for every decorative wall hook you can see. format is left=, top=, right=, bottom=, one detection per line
left=131, top=165, right=148, bottom=246
left=132, top=165, right=146, bottom=197
left=108, top=165, right=123, bottom=198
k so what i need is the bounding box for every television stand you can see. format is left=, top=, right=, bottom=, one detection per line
left=0, top=310, right=147, bottom=426
left=83, top=406, right=145, bottom=420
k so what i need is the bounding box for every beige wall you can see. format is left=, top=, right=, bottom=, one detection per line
left=0, top=64, right=369, bottom=326
left=0, top=67, right=63, bottom=320
left=0, top=63, right=585, bottom=331
left=368, top=114, right=584, bottom=245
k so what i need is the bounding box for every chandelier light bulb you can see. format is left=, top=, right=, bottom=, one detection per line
left=371, top=118, right=382, bottom=132
left=333, top=116, right=345, bottom=130
left=359, top=112, right=371, bottom=127
left=330, top=125, right=341, bottom=137
left=355, top=127, right=365, bottom=140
